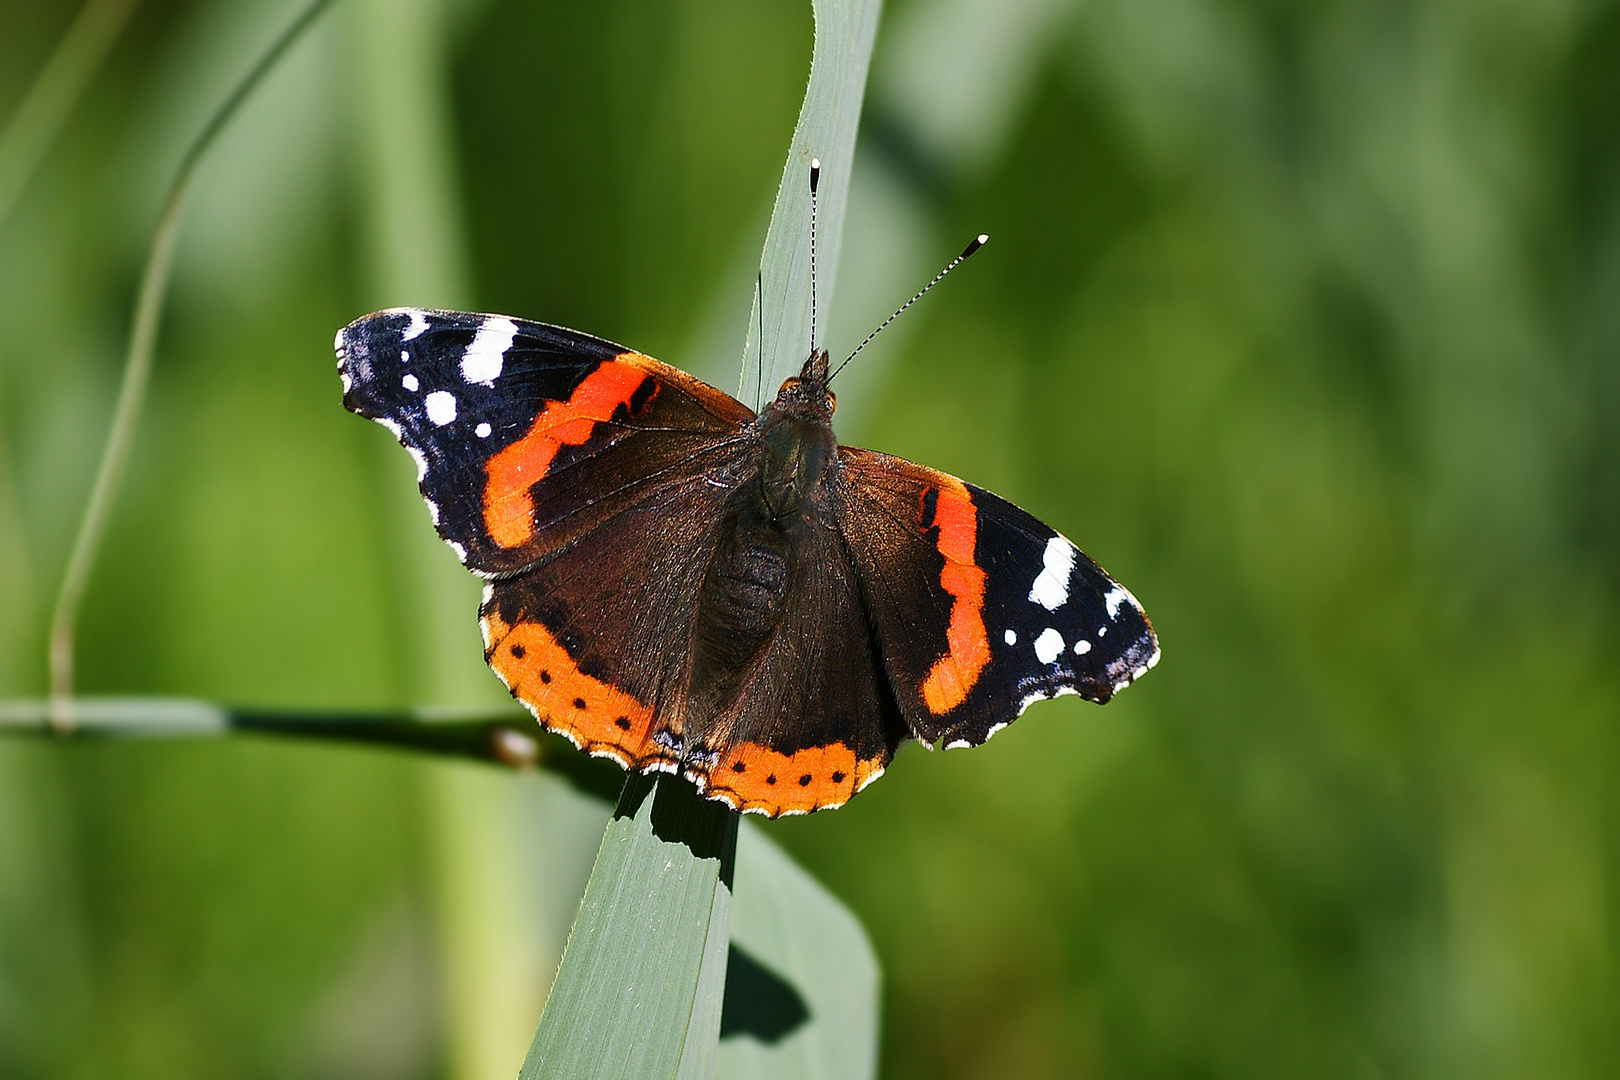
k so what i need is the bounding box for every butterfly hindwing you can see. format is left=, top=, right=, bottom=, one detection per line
left=478, top=468, right=744, bottom=772
left=336, top=308, right=754, bottom=574
left=837, top=448, right=1159, bottom=749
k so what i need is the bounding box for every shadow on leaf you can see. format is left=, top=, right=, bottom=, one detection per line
left=720, top=943, right=811, bottom=1044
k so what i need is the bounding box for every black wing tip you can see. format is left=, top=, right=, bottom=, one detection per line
left=1097, top=625, right=1161, bottom=702
left=333, top=309, right=435, bottom=418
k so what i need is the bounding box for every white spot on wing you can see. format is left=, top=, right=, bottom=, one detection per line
left=424, top=390, right=457, bottom=425
left=376, top=417, right=403, bottom=438
left=1034, top=627, right=1064, bottom=664
left=944, top=739, right=971, bottom=750
left=1073, top=638, right=1092, bottom=655
left=447, top=540, right=467, bottom=561
left=461, top=316, right=516, bottom=385
left=402, top=310, right=430, bottom=341
left=1004, top=628, right=1017, bottom=645
left=339, top=372, right=352, bottom=394
left=402, top=373, right=419, bottom=391
left=1028, top=536, right=1075, bottom=610
left=1103, top=585, right=1130, bottom=618
left=475, top=422, right=492, bottom=438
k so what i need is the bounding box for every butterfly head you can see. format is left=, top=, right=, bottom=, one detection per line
left=770, top=348, right=837, bottom=423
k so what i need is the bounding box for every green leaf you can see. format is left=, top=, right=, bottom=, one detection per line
left=718, top=821, right=879, bottom=1080
left=519, top=775, right=737, bottom=1080
left=739, top=0, right=882, bottom=409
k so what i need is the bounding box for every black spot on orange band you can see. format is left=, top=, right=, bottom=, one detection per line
left=705, top=741, right=884, bottom=816
left=482, top=610, right=661, bottom=767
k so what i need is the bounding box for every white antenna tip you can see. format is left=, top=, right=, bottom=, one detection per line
left=811, top=157, right=821, bottom=170
left=978, top=233, right=990, bottom=244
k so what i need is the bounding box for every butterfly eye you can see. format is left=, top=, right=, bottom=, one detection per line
left=825, top=390, right=836, bottom=413
left=778, top=376, right=801, bottom=395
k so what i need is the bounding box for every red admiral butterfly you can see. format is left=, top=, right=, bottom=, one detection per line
left=335, top=265, right=1157, bottom=818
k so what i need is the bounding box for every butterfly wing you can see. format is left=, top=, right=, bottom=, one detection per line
left=836, top=447, right=1159, bottom=749
left=336, top=308, right=754, bottom=574
left=338, top=307, right=758, bottom=769
left=477, top=474, right=741, bottom=773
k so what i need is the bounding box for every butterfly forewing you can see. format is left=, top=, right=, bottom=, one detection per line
left=336, top=309, right=753, bottom=574
left=836, top=448, right=1159, bottom=749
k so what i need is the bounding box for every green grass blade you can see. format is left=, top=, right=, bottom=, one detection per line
left=0, top=697, right=627, bottom=801
left=44, top=0, right=335, bottom=733
left=717, top=821, right=879, bottom=1080
left=739, top=0, right=882, bottom=408
left=520, top=775, right=738, bottom=1080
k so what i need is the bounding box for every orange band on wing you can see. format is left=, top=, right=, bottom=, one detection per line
left=483, top=611, right=657, bottom=766
left=482, top=356, right=652, bottom=548
left=919, top=479, right=990, bottom=714
left=705, top=741, right=885, bottom=816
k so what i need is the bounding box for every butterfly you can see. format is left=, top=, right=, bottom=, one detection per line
left=334, top=302, right=1157, bottom=816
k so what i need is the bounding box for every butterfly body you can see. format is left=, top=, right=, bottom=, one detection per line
left=337, top=309, right=1157, bottom=815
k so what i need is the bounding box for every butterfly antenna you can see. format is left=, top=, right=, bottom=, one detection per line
left=809, top=158, right=821, bottom=355
left=830, top=233, right=989, bottom=382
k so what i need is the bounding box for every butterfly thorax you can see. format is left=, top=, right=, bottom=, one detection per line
left=755, top=349, right=836, bottom=516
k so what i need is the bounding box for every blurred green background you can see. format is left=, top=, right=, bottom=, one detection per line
left=3, top=0, right=1618, bottom=1077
